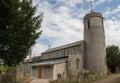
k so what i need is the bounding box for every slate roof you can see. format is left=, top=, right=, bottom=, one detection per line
left=25, top=40, right=84, bottom=62
left=42, top=40, right=84, bottom=54
left=30, top=58, right=67, bottom=66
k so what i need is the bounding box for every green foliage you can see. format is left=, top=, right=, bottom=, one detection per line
left=107, top=45, right=120, bottom=73
left=0, top=74, right=13, bottom=83
left=0, top=0, right=43, bottom=66
left=0, top=65, right=8, bottom=73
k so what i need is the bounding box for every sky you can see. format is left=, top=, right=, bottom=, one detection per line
left=31, top=0, right=120, bottom=57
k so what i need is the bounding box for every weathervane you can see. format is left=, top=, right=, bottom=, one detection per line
left=48, top=45, right=51, bottom=49
left=90, top=0, right=93, bottom=12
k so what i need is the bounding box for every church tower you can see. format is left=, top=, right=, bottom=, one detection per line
left=83, top=3, right=107, bottom=74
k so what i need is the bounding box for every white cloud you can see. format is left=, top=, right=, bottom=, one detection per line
left=103, top=5, right=120, bottom=47
left=104, top=5, right=120, bottom=19
left=105, top=19, right=120, bottom=47
left=113, top=5, right=120, bottom=14
left=95, top=0, right=105, bottom=6
left=30, top=0, right=85, bottom=56
left=32, top=43, right=48, bottom=56
left=31, top=0, right=120, bottom=57
left=86, top=0, right=112, bottom=7
left=57, top=0, right=84, bottom=7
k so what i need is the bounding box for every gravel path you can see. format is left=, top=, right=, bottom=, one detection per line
left=30, top=79, right=49, bottom=83
left=92, top=74, right=120, bottom=83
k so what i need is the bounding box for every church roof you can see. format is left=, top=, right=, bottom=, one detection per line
left=30, top=58, right=67, bottom=66
left=25, top=40, right=84, bottom=62
left=42, top=40, right=84, bottom=54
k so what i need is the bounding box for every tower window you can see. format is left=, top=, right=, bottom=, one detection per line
left=76, top=59, right=80, bottom=69
left=88, top=19, right=90, bottom=29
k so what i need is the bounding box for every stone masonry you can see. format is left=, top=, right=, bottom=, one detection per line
left=19, top=11, right=107, bottom=80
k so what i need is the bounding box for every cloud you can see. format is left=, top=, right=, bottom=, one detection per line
left=86, top=0, right=112, bottom=7
left=103, top=5, right=120, bottom=47
left=56, top=0, right=84, bottom=7
left=105, top=19, right=120, bottom=47
left=104, top=5, right=120, bottom=19
left=31, top=0, right=86, bottom=56
left=95, top=0, right=105, bottom=6
left=31, top=0, right=120, bottom=56
left=32, top=43, right=48, bottom=56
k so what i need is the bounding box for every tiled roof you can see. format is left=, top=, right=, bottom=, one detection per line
left=42, top=40, right=84, bottom=54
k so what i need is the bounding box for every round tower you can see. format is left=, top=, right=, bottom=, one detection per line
left=84, top=12, right=107, bottom=74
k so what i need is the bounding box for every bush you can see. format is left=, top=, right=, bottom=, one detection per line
left=0, top=74, right=13, bottom=83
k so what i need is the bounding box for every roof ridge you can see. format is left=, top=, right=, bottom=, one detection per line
left=42, top=40, right=84, bottom=54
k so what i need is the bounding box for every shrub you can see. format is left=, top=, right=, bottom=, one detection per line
left=0, top=74, right=13, bottom=83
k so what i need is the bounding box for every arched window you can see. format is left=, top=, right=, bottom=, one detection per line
left=76, top=59, right=80, bottom=69
left=88, top=19, right=90, bottom=29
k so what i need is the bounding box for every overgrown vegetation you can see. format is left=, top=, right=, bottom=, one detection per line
left=107, top=45, right=120, bottom=73
left=50, top=74, right=108, bottom=83
left=0, top=74, right=13, bottom=83
left=0, top=65, right=8, bottom=73
left=17, top=76, right=31, bottom=83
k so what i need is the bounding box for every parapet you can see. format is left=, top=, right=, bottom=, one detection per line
left=84, top=12, right=103, bottom=21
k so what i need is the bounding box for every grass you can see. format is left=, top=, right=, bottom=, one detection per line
left=17, top=77, right=33, bottom=83
left=17, top=73, right=33, bottom=83
left=83, top=74, right=108, bottom=83
left=50, top=74, right=108, bottom=83
left=17, top=77, right=28, bottom=83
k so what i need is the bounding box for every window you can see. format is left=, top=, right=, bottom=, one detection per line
left=76, top=59, right=80, bottom=69
left=57, top=73, right=62, bottom=79
left=44, top=65, right=51, bottom=69
left=65, top=50, right=69, bottom=56
left=88, top=19, right=90, bottom=29
left=74, top=47, right=77, bottom=55
left=32, top=66, right=37, bottom=69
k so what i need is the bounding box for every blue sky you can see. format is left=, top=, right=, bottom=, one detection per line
left=31, top=0, right=120, bottom=56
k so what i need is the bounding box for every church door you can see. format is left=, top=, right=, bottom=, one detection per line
left=38, top=66, right=42, bottom=78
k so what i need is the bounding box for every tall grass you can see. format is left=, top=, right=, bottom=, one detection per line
left=50, top=74, right=108, bottom=83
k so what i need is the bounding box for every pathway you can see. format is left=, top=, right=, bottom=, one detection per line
left=92, top=74, right=120, bottom=83
left=29, top=74, right=120, bottom=83
left=30, top=79, right=49, bottom=83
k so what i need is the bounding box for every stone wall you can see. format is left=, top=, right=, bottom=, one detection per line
left=31, top=66, right=38, bottom=78
left=41, top=41, right=83, bottom=60
left=54, top=63, right=67, bottom=80
left=17, top=62, right=31, bottom=76
left=42, top=65, right=54, bottom=79
left=68, top=42, right=84, bottom=76
left=40, top=42, right=84, bottom=78
left=84, top=12, right=107, bottom=74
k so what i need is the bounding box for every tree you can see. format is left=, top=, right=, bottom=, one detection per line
left=0, top=0, right=43, bottom=66
left=106, top=45, right=120, bottom=73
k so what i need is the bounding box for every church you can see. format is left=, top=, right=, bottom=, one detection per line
left=20, top=10, right=107, bottom=80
